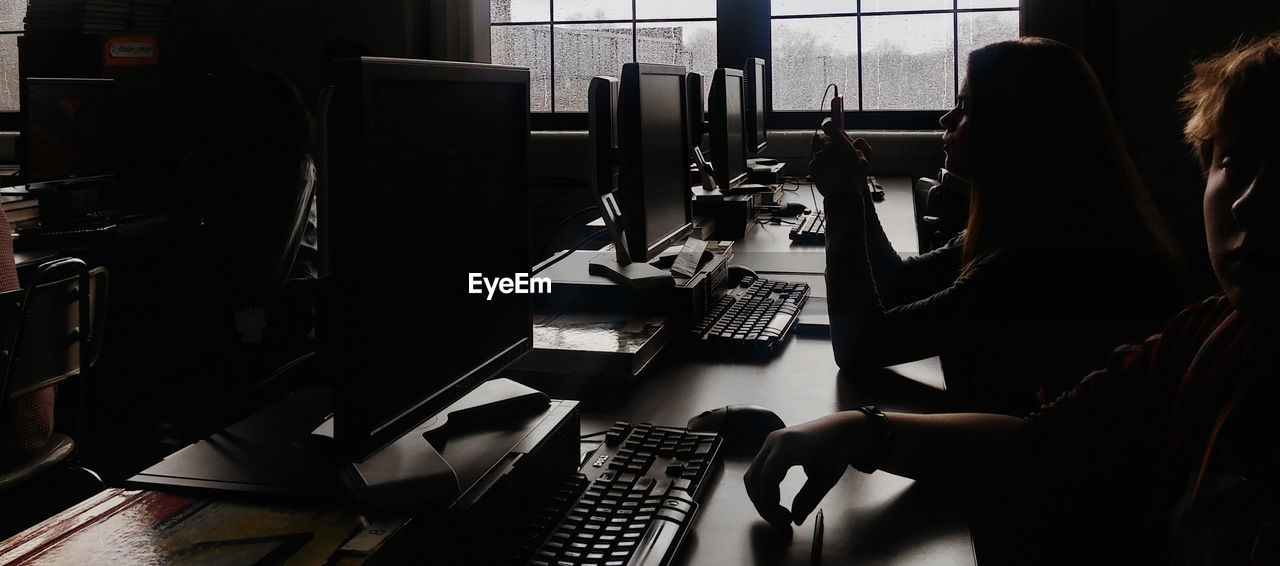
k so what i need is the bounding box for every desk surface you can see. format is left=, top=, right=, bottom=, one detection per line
left=730, top=178, right=918, bottom=278
left=9, top=177, right=971, bottom=565
left=529, top=177, right=973, bottom=565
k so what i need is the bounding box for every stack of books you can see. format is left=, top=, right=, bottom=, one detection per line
left=24, top=0, right=130, bottom=33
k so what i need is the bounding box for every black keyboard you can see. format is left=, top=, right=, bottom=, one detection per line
left=516, top=421, right=723, bottom=566
left=868, top=175, right=885, bottom=202
left=789, top=212, right=825, bottom=244
left=788, top=177, right=882, bottom=245
left=692, top=276, right=809, bottom=350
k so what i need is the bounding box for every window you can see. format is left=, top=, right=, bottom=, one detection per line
left=771, top=0, right=1019, bottom=112
left=0, top=0, right=24, bottom=115
left=490, top=0, right=716, bottom=113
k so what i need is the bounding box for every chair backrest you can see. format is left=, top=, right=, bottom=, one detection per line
left=0, top=258, right=107, bottom=404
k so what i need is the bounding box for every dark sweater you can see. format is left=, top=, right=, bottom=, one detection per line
left=1023, top=295, right=1279, bottom=564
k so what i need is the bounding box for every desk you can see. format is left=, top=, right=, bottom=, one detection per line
left=3, top=176, right=973, bottom=565
left=525, top=177, right=973, bottom=564
left=730, top=177, right=918, bottom=277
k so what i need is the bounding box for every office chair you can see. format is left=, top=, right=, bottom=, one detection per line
left=0, top=258, right=108, bottom=535
left=913, top=174, right=970, bottom=253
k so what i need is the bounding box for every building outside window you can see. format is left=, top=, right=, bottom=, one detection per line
left=490, top=0, right=717, bottom=113
left=0, top=0, right=25, bottom=113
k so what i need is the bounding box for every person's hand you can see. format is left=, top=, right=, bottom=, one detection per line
left=743, top=411, right=871, bottom=531
left=809, top=118, right=874, bottom=200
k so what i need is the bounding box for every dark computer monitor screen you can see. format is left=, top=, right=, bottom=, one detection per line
left=708, top=68, right=747, bottom=190
left=685, top=72, right=705, bottom=152
left=325, top=57, right=532, bottom=462
left=744, top=58, right=767, bottom=153
left=618, top=63, right=692, bottom=262
left=588, top=76, right=619, bottom=197
left=20, top=78, right=114, bottom=183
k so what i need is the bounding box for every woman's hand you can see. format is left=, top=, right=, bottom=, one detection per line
left=743, top=411, right=872, bottom=531
left=809, top=118, right=874, bottom=200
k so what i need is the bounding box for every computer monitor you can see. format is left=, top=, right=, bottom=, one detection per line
left=743, top=58, right=767, bottom=154
left=708, top=68, right=748, bottom=191
left=19, top=77, right=115, bottom=186
left=617, top=62, right=693, bottom=263
left=685, top=72, right=706, bottom=152
left=587, top=76, right=674, bottom=288
left=324, top=57, right=533, bottom=463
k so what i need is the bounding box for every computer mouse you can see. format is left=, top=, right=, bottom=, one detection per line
left=725, top=264, right=759, bottom=287
left=687, top=405, right=786, bottom=456
left=778, top=202, right=808, bottom=217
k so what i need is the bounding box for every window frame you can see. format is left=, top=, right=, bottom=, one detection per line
left=489, top=5, right=717, bottom=130
left=768, top=2, right=1020, bottom=128
left=491, top=0, right=1020, bottom=131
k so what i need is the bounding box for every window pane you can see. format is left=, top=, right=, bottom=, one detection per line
left=490, top=0, right=550, bottom=23
left=772, top=0, right=853, bottom=16
left=958, top=10, right=1020, bottom=86
left=861, top=13, right=953, bottom=110
left=1, top=0, right=24, bottom=29
left=861, top=0, right=952, bottom=12
left=0, top=35, right=17, bottom=112
left=958, top=0, right=1019, bottom=8
left=637, top=21, right=716, bottom=108
left=492, top=25, right=552, bottom=112
left=637, top=0, right=715, bottom=20
left=771, top=17, right=858, bottom=111
left=553, top=24, right=632, bottom=112
left=553, top=0, right=631, bottom=22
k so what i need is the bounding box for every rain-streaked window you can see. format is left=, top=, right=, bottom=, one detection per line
left=0, top=0, right=25, bottom=113
left=491, top=0, right=716, bottom=112
left=772, top=0, right=1018, bottom=111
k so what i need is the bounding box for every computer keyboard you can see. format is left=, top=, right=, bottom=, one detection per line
left=789, top=212, right=825, bottom=244
left=514, top=421, right=723, bottom=566
left=868, top=175, right=885, bottom=202
left=692, top=276, right=810, bottom=350
left=788, top=177, right=882, bottom=245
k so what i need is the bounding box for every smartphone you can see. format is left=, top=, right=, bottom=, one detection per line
left=830, top=94, right=845, bottom=132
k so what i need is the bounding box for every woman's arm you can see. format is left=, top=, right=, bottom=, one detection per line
left=743, top=409, right=1030, bottom=528
left=744, top=306, right=1191, bottom=531
left=824, top=189, right=993, bottom=369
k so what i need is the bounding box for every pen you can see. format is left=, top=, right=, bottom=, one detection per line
left=810, top=508, right=824, bottom=566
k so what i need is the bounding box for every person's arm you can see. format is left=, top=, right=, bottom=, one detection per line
left=814, top=123, right=975, bottom=369
left=825, top=189, right=994, bottom=369
left=744, top=409, right=1029, bottom=529
left=744, top=302, right=1200, bottom=531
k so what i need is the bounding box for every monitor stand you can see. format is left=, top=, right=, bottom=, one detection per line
left=588, top=255, right=675, bottom=289
left=310, top=377, right=550, bottom=508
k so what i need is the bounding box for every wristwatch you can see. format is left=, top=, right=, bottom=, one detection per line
left=851, top=405, right=892, bottom=474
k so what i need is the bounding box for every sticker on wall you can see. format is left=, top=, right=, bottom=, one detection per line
left=104, top=36, right=159, bottom=66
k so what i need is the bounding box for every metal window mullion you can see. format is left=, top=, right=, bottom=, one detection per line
left=856, top=0, right=864, bottom=111
left=549, top=0, right=556, bottom=112
left=953, top=0, right=959, bottom=102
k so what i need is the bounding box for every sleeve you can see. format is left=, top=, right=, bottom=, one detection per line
left=824, top=192, right=996, bottom=369
left=859, top=187, right=963, bottom=307
left=1021, top=300, right=1210, bottom=480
